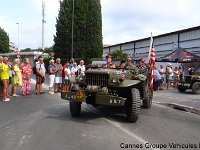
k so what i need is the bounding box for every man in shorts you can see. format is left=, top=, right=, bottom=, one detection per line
left=54, top=58, right=63, bottom=92
left=36, top=56, right=46, bottom=95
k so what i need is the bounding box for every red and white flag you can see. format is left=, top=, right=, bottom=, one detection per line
left=149, top=35, right=155, bottom=90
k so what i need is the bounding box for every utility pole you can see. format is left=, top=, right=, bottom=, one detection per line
left=16, top=23, right=19, bottom=51
left=71, top=0, right=74, bottom=58
left=42, top=1, right=46, bottom=51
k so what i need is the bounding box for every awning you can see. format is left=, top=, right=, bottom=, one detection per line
left=156, top=48, right=200, bottom=63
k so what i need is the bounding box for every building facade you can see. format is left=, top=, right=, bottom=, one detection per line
left=103, top=26, right=200, bottom=60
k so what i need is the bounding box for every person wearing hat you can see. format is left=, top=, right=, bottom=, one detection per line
left=159, top=65, right=165, bottom=90
left=125, top=57, right=139, bottom=75
left=105, top=53, right=112, bottom=68
left=166, top=63, right=173, bottom=90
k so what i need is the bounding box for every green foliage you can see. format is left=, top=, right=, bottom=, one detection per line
left=111, top=50, right=128, bottom=59
left=85, top=0, right=103, bottom=58
left=44, top=47, right=53, bottom=54
left=21, top=48, right=32, bottom=52
left=0, top=27, right=9, bottom=53
left=44, top=57, right=52, bottom=70
left=53, top=0, right=103, bottom=59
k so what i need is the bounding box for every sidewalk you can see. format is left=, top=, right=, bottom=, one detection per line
left=153, top=88, right=200, bottom=115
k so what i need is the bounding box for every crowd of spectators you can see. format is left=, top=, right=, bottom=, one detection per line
left=0, top=55, right=86, bottom=102
left=1, top=54, right=199, bottom=101
left=153, top=63, right=186, bottom=91
left=47, top=58, right=85, bottom=94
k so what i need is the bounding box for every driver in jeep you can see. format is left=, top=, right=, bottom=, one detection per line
left=125, top=57, right=139, bottom=75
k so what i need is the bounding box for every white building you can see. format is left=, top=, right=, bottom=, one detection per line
left=103, top=26, right=200, bottom=60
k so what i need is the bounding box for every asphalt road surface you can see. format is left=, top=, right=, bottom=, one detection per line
left=0, top=85, right=200, bottom=150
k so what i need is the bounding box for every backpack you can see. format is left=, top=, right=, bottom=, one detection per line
left=33, top=65, right=37, bottom=74
left=33, top=64, right=41, bottom=75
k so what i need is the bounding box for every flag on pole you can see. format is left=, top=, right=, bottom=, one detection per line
left=149, top=35, right=155, bottom=90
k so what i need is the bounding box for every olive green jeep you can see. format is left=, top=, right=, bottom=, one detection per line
left=177, top=74, right=200, bottom=94
left=61, top=67, right=153, bottom=123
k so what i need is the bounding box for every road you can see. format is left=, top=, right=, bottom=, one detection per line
left=0, top=84, right=200, bottom=150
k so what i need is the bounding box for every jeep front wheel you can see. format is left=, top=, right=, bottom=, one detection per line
left=69, top=101, right=81, bottom=116
left=177, top=85, right=187, bottom=93
left=125, top=88, right=141, bottom=123
left=192, top=82, right=200, bottom=94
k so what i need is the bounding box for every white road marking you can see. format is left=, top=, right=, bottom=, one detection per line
left=40, top=81, right=161, bottom=150
left=83, top=105, right=160, bottom=150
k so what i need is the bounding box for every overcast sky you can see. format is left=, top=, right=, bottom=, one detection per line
left=0, top=0, right=200, bottom=49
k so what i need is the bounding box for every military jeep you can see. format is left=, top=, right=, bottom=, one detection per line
left=177, top=74, right=200, bottom=94
left=61, top=67, right=153, bottom=123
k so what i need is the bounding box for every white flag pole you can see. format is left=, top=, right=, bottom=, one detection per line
left=148, top=32, right=153, bottom=62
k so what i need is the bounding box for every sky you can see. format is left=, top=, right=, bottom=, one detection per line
left=0, top=0, right=200, bottom=50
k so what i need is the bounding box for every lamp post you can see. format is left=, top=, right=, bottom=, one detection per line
left=71, top=0, right=74, bottom=58
left=16, top=23, right=19, bottom=51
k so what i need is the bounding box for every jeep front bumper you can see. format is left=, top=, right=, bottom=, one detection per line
left=177, top=83, right=190, bottom=88
left=61, top=91, right=125, bottom=106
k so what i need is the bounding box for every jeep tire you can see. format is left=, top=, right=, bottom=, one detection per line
left=69, top=101, right=81, bottom=116
left=125, top=88, right=141, bottom=123
left=177, top=85, right=187, bottom=93
left=192, top=82, right=200, bottom=94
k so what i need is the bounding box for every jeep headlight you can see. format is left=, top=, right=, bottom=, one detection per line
left=112, top=77, right=119, bottom=83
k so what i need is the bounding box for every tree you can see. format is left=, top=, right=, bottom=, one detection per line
left=85, top=0, right=103, bottom=58
left=21, top=48, right=32, bottom=52
left=44, top=47, right=53, bottom=54
left=111, top=50, right=128, bottom=59
left=0, top=27, right=9, bottom=53
left=53, top=0, right=103, bottom=59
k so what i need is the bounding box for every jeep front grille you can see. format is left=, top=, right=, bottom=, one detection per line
left=85, top=73, right=109, bottom=87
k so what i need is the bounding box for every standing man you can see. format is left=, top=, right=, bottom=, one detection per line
left=153, top=66, right=162, bottom=91
left=36, top=56, right=46, bottom=95
left=54, top=58, right=63, bottom=93
left=69, top=58, right=75, bottom=69
left=159, top=65, right=165, bottom=90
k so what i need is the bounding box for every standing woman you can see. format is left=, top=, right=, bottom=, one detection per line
left=20, top=58, right=32, bottom=96
left=11, top=58, right=22, bottom=96
left=48, top=60, right=56, bottom=94
left=71, top=62, right=78, bottom=76
left=77, top=60, right=85, bottom=75
left=63, top=62, right=71, bottom=92
left=54, top=58, right=63, bottom=93
left=1, top=57, right=10, bottom=101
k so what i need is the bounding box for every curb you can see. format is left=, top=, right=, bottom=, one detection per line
left=153, top=101, right=200, bottom=115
